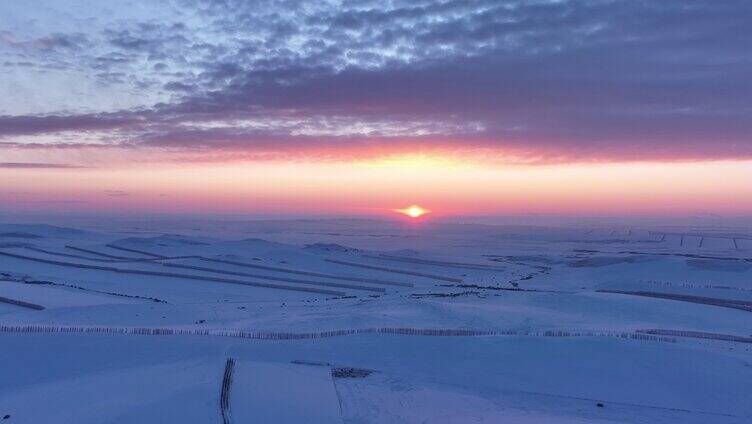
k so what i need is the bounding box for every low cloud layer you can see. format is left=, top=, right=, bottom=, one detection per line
left=0, top=162, right=82, bottom=169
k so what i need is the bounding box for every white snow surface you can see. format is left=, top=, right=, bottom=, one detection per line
left=1, top=218, right=751, bottom=423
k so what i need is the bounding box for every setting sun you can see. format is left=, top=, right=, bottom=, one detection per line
left=394, top=205, right=430, bottom=218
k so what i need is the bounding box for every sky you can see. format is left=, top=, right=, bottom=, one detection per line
left=1, top=0, right=751, bottom=217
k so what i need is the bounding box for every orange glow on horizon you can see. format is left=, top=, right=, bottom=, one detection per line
left=2, top=156, right=752, bottom=216
left=394, top=205, right=430, bottom=218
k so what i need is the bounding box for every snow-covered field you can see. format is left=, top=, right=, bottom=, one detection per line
left=1, top=218, right=751, bottom=423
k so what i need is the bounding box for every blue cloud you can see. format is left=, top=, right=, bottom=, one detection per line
left=0, top=0, right=750, bottom=162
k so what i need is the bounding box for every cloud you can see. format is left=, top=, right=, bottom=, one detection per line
left=0, top=113, right=144, bottom=137
left=0, top=0, right=751, bottom=163
left=0, top=31, right=90, bottom=51
left=38, top=199, right=88, bottom=204
left=0, top=162, right=84, bottom=169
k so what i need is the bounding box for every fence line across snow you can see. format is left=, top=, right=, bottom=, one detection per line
left=637, top=329, right=752, bottom=344
left=0, top=324, right=679, bottom=343
left=597, top=289, right=752, bottom=312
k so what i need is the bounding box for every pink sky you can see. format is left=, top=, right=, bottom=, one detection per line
left=2, top=2, right=751, bottom=218
left=3, top=155, right=751, bottom=217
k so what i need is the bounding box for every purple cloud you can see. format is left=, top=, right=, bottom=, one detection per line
left=104, top=190, right=130, bottom=197
left=0, top=0, right=750, bottom=163
left=0, top=162, right=84, bottom=169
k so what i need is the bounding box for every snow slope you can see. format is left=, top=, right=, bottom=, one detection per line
left=1, top=219, right=751, bottom=423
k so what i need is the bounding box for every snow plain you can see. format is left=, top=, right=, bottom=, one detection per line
left=1, top=218, right=751, bottom=423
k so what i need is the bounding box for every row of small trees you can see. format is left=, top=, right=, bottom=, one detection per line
left=0, top=296, right=45, bottom=310
left=220, top=357, right=235, bottom=424
left=0, top=250, right=341, bottom=296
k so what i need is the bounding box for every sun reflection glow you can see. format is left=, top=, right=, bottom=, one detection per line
left=394, top=205, right=430, bottom=218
